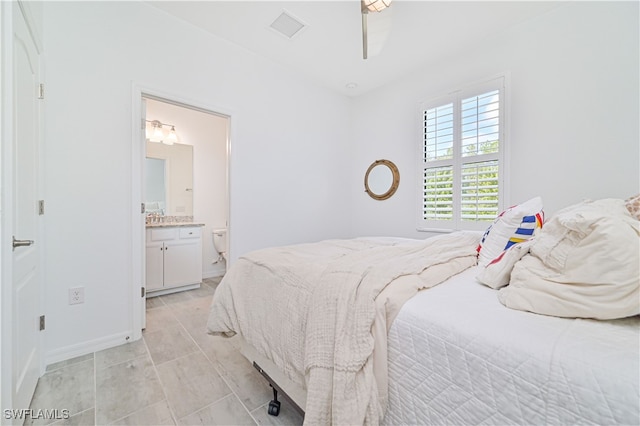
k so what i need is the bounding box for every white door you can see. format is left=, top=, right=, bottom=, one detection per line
left=11, top=3, right=42, bottom=413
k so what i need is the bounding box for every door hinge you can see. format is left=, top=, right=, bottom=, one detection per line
left=38, top=200, right=45, bottom=215
left=38, top=83, right=44, bottom=99
left=141, top=203, right=145, bottom=214
left=39, top=315, right=45, bottom=331
left=141, top=287, right=145, bottom=298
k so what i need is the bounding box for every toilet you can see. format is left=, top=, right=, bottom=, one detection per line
left=212, top=228, right=227, bottom=262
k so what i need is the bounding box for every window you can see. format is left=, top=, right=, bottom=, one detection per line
left=419, top=77, right=505, bottom=231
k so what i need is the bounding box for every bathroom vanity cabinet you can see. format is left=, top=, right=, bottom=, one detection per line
left=145, top=225, right=203, bottom=296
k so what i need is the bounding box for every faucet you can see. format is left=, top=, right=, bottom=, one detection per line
left=146, top=212, right=161, bottom=224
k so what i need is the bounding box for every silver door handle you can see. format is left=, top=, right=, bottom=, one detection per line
left=13, top=236, right=34, bottom=250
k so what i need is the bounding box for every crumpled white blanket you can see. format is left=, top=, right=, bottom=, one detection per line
left=207, top=231, right=480, bottom=425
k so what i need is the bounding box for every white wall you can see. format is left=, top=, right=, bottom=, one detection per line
left=40, top=0, right=639, bottom=364
left=42, top=1, right=352, bottom=363
left=349, top=2, right=639, bottom=238
left=145, top=99, right=229, bottom=278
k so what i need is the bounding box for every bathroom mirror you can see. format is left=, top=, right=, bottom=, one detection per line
left=364, top=159, right=400, bottom=201
left=145, top=158, right=166, bottom=213
left=145, top=141, right=194, bottom=216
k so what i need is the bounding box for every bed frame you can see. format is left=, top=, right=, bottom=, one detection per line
left=239, top=339, right=306, bottom=419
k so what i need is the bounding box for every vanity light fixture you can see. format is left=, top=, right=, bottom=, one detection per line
left=146, top=119, right=179, bottom=145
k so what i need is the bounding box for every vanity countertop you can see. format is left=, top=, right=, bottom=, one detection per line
left=145, top=222, right=206, bottom=228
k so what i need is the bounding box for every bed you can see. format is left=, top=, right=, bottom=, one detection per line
left=207, top=197, right=640, bottom=425
left=385, top=265, right=639, bottom=425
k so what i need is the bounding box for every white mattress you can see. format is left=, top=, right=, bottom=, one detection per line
left=384, top=265, right=640, bottom=425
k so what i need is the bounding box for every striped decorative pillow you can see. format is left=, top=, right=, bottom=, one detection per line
left=476, top=239, right=535, bottom=289
left=477, top=197, right=544, bottom=266
left=504, top=211, right=544, bottom=250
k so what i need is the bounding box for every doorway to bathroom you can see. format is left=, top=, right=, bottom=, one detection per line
left=143, top=97, right=229, bottom=276
left=131, top=87, right=231, bottom=336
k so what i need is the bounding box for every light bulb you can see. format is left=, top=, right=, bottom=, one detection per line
left=164, top=126, right=178, bottom=145
left=149, top=120, right=164, bottom=143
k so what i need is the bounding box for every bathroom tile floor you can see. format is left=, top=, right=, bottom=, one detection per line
left=28, top=277, right=304, bottom=426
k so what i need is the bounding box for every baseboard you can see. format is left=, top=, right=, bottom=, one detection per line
left=45, top=331, right=135, bottom=367
left=203, top=264, right=226, bottom=279
left=147, top=282, right=200, bottom=298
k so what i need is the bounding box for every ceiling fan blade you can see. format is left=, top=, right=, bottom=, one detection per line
left=366, top=8, right=393, bottom=58
left=361, top=2, right=393, bottom=60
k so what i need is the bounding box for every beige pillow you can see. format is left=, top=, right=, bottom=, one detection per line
left=498, top=199, right=640, bottom=320
left=625, top=193, right=640, bottom=220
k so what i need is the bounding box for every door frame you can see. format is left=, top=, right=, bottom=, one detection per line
left=0, top=0, right=14, bottom=413
left=130, top=84, right=233, bottom=339
left=0, top=0, right=45, bottom=416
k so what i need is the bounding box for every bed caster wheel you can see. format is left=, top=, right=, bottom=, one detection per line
left=268, top=400, right=281, bottom=416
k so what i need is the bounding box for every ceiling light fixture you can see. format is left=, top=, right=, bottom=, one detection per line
left=146, top=120, right=179, bottom=145
left=361, top=0, right=392, bottom=59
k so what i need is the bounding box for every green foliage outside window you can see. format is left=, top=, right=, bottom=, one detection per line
left=423, top=140, right=499, bottom=221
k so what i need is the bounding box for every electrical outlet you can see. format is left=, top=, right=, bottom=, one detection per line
left=69, top=287, right=84, bottom=305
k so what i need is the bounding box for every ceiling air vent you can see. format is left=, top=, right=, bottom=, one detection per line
left=269, top=10, right=306, bottom=39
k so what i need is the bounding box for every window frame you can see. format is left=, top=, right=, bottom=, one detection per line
left=417, top=76, right=508, bottom=232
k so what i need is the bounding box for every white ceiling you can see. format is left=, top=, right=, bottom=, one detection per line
left=148, top=1, right=565, bottom=97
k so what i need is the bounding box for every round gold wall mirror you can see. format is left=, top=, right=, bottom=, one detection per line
left=364, top=159, right=400, bottom=200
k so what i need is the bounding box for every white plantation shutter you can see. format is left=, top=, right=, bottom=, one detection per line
left=423, top=103, right=453, bottom=161
left=423, top=166, right=453, bottom=220
left=461, top=90, right=500, bottom=157
left=460, top=160, right=499, bottom=221
left=419, top=78, right=505, bottom=231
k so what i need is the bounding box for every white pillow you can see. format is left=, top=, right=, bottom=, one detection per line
left=477, top=196, right=544, bottom=266
left=476, top=239, right=534, bottom=289
left=498, top=199, right=640, bottom=320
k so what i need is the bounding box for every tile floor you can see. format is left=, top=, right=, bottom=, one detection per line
left=28, top=277, right=304, bottom=426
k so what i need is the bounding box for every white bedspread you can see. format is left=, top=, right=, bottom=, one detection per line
left=207, top=232, right=480, bottom=425
left=385, top=266, right=640, bottom=425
